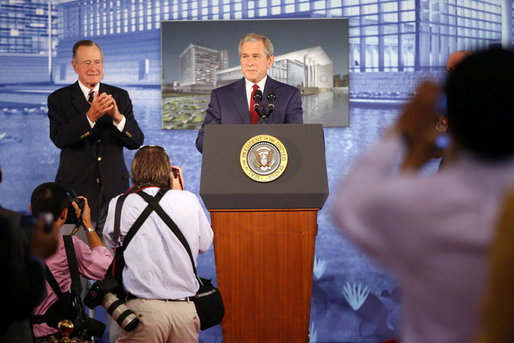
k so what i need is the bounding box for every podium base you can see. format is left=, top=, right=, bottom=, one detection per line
left=210, top=209, right=318, bottom=343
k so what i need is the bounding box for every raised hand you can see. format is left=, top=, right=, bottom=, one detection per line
left=86, top=91, right=114, bottom=122
left=169, top=166, right=184, bottom=190
left=105, top=95, right=124, bottom=124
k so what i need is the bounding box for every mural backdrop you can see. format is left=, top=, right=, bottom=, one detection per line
left=1, top=0, right=512, bottom=342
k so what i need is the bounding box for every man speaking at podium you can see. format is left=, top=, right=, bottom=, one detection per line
left=195, top=33, right=303, bottom=153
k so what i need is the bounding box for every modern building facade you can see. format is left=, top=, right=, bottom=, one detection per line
left=0, top=0, right=512, bottom=85
left=178, top=43, right=223, bottom=92
left=0, top=0, right=58, bottom=83
left=215, top=45, right=332, bottom=91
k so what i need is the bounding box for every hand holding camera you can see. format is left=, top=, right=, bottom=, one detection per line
left=170, top=166, right=184, bottom=190
left=395, top=81, right=444, bottom=170
left=65, top=191, right=84, bottom=225
left=71, top=196, right=93, bottom=232
left=64, top=190, right=96, bottom=235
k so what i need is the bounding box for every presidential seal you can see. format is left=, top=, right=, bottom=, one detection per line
left=240, top=135, right=288, bottom=182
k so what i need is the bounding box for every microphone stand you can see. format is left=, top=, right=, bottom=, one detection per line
left=255, top=105, right=272, bottom=124
left=262, top=91, right=275, bottom=124
left=253, top=90, right=275, bottom=124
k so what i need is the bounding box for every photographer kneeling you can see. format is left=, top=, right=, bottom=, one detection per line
left=101, top=145, right=213, bottom=343
left=30, top=182, right=113, bottom=341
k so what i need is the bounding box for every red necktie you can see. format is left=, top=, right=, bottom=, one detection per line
left=88, top=90, right=94, bottom=104
left=249, top=84, right=259, bottom=124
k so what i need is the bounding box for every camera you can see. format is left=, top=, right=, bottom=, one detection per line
left=21, top=212, right=53, bottom=233
left=42, top=290, right=106, bottom=340
left=84, top=278, right=140, bottom=332
left=74, top=312, right=106, bottom=339
left=64, top=190, right=85, bottom=227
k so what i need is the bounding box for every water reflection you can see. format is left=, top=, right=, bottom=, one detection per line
left=0, top=86, right=398, bottom=212
left=160, top=89, right=350, bottom=129
left=303, top=91, right=349, bottom=127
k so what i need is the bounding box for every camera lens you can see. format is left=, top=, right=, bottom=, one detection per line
left=102, top=293, right=139, bottom=332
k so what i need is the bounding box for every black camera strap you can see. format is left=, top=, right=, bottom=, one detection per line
left=31, top=235, right=83, bottom=325
left=112, top=193, right=128, bottom=252
left=63, top=235, right=82, bottom=297
left=137, top=190, right=197, bottom=276
left=39, top=236, right=80, bottom=296
left=108, top=188, right=167, bottom=282
left=137, top=190, right=224, bottom=330
left=44, top=265, right=63, bottom=298
left=112, top=187, right=196, bottom=274
left=114, top=188, right=167, bottom=249
left=111, top=186, right=155, bottom=250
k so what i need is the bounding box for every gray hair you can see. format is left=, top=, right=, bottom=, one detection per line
left=72, top=40, right=103, bottom=62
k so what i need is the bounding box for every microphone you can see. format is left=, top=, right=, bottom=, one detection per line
left=261, top=90, right=276, bottom=124
left=266, top=90, right=276, bottom=113
left=253, top=89, right=263, bottom=117
left=253, top=89, right=263, bottom=103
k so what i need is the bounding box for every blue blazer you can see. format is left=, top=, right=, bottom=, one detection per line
left=48, top=81, right=144, bottom=220
left=195, top=77, right=303, bottom=152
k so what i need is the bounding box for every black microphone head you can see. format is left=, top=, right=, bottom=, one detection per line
left=267, top=90, right=276, bottom=110
left=253, top=89, right=263, bottom=103
left=267, top=90, right=276, bottom=103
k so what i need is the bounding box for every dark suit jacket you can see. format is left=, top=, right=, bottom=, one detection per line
left=48, top=82, right=144, bottom=220
left=195, top=77, right=303, bottom=152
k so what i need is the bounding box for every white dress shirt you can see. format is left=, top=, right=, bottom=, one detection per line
left=103, top=187, right=213, bottom=299
left=245, top=76, right=267, bottom=110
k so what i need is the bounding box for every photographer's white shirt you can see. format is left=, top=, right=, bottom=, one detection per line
left=103, top=187, right=213, bottom=300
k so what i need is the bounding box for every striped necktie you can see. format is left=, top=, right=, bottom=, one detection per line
left=88, top=90, right=94, bottom=104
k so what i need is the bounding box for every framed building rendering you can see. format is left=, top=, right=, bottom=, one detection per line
left=160, top=19, right=349, bottom=129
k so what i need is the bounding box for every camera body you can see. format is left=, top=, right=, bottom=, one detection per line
left=74, top=311, right=106, bottom=339
left=84, top=278, right=139, bottom=332
left=65, top=196, right=84, bottom=226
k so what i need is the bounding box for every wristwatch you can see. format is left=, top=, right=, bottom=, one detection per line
left=85, top=227, right=95, bottom=233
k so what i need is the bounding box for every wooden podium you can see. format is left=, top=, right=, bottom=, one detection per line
left=200, top=124, right=328, bottom=343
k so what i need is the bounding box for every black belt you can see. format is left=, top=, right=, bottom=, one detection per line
left=126, top=294, right=193, bottom=302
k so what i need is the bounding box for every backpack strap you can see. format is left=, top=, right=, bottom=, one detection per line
left=137, top=189, right=197, bottom=275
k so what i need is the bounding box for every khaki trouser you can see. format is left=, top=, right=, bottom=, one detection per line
left=116, top=298, right=200, bottom=343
